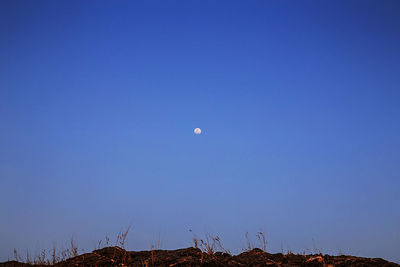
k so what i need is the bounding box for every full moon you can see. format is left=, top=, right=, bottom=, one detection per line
left=194, top=128, right=202, bottom=134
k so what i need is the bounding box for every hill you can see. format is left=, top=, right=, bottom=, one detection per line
left=1, top=246, right=398, bottom=266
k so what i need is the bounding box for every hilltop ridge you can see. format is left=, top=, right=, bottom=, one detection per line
left=1, top=246, right=398, bottom=266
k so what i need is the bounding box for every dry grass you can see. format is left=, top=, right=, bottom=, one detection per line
left=12, top=226, right=132, bottom=265
left=114, top=225, right=132, bottom=265
left=150, top=232, right=163, bottom=266
left=189, top=230, right=230, bottom=254
left=116, top=225, right=131, bottom=250
left=13, top=236, right=80, bottom=265
left=151, top=232, right=162, bottom=251
left=10, top=227, right=271, bottom=265
left=243, top=230, right=267, bottom=252
left=96, top=233, right=111, bottom=250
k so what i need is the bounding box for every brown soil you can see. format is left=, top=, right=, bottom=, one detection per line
left=1, top=246, right=398, bottom=266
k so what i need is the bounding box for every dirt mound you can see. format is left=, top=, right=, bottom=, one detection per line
left=1, top=247, right=398, bottom=266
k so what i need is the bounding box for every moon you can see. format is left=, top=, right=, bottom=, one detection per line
left=194, top=128, right=202, bottom=134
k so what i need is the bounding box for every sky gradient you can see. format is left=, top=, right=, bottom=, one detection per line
left=1, top=0, right=400, bottom=263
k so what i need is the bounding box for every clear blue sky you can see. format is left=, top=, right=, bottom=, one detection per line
left=1, top=0, right=399, bottom=263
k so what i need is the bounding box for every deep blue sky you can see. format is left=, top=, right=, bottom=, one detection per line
left=1, top=0, right=399, bottom=263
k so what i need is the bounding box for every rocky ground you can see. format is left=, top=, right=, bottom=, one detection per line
left=1, top=246, right=398, bottom=266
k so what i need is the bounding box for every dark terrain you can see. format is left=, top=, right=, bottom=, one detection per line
left=1, top=246, right=398, bottom=266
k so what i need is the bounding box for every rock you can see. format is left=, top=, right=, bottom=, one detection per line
left=1, top=247, right=398, bottom=266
